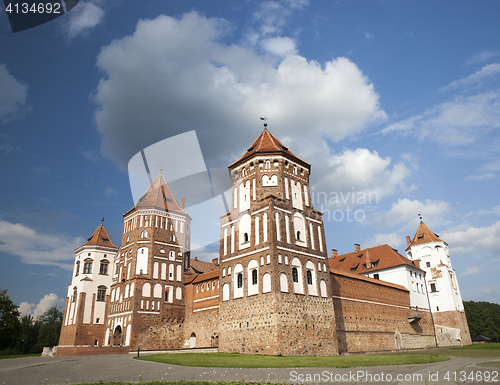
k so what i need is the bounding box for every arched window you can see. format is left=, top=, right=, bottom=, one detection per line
left=153, top=283, right=162, bottom=298
left=306, top=270, right=312, bottom=285
left=83, top=259, right=92, bottom=274
left=222, top=283, right=230, bottom=301
left=265, top=160, right=271, bottom=169
left=141, top=230, right=148, bottom=239
left=72, top=286, right=77, bottom=302
left=242, top=168, right=247, bottom=176
left=142, top=282, right=151, bottom=297
left=136, top=247, right=148, bottom=275
left=320, top=280, right=327, bottom=297
left=252, top=269, right=258, bottom=285
left=75, top=261, right=80, bottom=276
left=234, top=262, right=243, bottom=298
left=238, top=213, right=251, bottom=249
left=291, top=257, right=303, bottom=294
left=305, top=261, right=317, bottom=296
left=296, top=231, right=301, bottom=241
left=97, top=286, right=107, bottom=302
left=263, top=273, right=271, bottom=293
left=280, top=273, right=288, bottom=292
left=171, top=234, right=176, bottom=242
left=99, top=260, right=109, bottom=275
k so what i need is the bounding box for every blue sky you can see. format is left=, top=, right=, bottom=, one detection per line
left=1, top=0, right=499, bottom=316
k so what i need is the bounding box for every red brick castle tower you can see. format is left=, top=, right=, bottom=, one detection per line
left=218, top=128, right=338, bottom=356
left=104, top=173, right=191, bottom=350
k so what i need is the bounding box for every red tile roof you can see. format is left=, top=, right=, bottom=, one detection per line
left=187, top=258, right=219, bottom=275
left=186, top=270, right=219, bottom=285
left=134, top=173, right=187, bottom=215
left=82, top=224, right=118, bottom=249
left=406, top=221, right=445, bottom=249
left=330, top=268, right=409, bottom=292
left=329, top=244, right=420, bottom=274
left=229, top=129, right=310, bottom=169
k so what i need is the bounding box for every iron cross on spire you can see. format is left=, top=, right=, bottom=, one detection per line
left=260, top=116, right=268, bottom=129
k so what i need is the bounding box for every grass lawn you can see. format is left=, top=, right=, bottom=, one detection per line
left=136, top=352, right=447, bottom=368
left=403, top=342, right=500, bottom=358
left=0, top=353, right=41, bottom=360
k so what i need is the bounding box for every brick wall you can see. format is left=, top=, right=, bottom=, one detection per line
left=331, top=271, right=436, bottom=353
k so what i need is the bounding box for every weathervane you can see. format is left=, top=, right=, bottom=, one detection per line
left=157, top=163, right=163, bottom=173
left=260, top=116, right=268, bottom=129
left=418, top=213, right=423, bottom=222
left=101, top=217, right=104, bottom=223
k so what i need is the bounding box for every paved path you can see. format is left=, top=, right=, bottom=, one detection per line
left=0, top=353, right=498, bottom=384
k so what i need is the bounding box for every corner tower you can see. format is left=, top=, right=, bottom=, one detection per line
left=59, top=224, right=118, bottom=347
left=105, top=173, right=191, bottom=350
left=218, top=128, right=338, bottom=356
left=406, top=221, right=472, bottom=346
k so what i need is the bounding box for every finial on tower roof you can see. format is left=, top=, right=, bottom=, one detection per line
left=157, top=163, right=163, bottom=173
left=260, top=116, right=268, bottom=129
left=418, top=213, right=423, bottom=223
left=101, top=217, right=104, bottom=223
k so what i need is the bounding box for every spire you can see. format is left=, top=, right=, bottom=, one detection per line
left=407, top=221, right=444, bottom=248
left=83, top=223, right=118, bottom=248
left=134, top=173, right=187, bottom=215
left=229, top=128, right=310, bottom=169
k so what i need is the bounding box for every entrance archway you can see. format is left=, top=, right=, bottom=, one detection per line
left=113, top=325, right=122, bottom=346
left=189, top=332, right=196, bottom=348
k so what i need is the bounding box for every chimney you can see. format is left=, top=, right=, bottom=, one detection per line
left=212, top=258, right=219, bottom=266
left=354, top=244, right=360, bottom=253
left=181, top=198, right=186, bottom=209
left=331, top=249, right=338, bottom=259
left=365, top=248, right=372, bottom=269
left=194, top=256, right=198, bottom=261
left=406, top=236, right=411, bottom=246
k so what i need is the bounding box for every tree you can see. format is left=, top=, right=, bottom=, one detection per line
left=17, top=315, right=41, bottom=354
left=33, top=306, right=63, bottom=352
left=0, top=288, right=21, bottom=352
left=464, top=300, right=500, bottom=342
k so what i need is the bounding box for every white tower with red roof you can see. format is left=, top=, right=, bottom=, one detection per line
left=406, top=221, right=472, bottom=346
left=59, top=224, right=118, bottom=347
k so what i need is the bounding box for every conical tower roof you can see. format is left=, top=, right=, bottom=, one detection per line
left=133, top=173, right=187, bottom=215
left=82, top=224, right=118, bottom=249
left=406, top=221, right=445, bottom=249
left=229, top=129, right=310, bottom=169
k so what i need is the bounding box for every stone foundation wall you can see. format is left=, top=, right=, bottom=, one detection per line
left=55, top=345, right=129, bottom=356
left=131, top=309, right=184, bottom=351
left=433, top=310, right=472, bottom=346
left=219, top=292, right=337, bottom=356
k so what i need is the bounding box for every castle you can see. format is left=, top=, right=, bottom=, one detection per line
left=57, top=128, right=471, bottom=356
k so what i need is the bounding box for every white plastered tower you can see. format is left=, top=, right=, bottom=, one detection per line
left=59, top=224, right=118, bottom=346
left=405, top=221, right=472, bottom=346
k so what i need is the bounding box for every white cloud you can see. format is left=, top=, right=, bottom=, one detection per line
left=0, top=63, right=28, bottom=122
left=461, top=266, right=480, bottom=277
left=443, top=220, right=500, bottom=256
left=64, top=1, right=104, bottom=40
left=93, top=11, right=386, bottom=169
left=466, top=159, right=500, bottom=181
left=380, top=198, right=451, bottom=227
left=261, top=36, right=297, bottom=56
left=382, top=92, right=500, bottom=146
left=440, top=63, right=500, bottom=92
left=0, top=219, right=84, bottom=269
left=312, top=148, right=411, bottom=208
left=466, top=50, right=500, bottom=66
left=19, top=293, right=64, bottom=319
left=364, top=31, right=374, bottom=40
left=104, top=187, right=117, bottom=197
left=363, top=232, right=404, bottom=249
